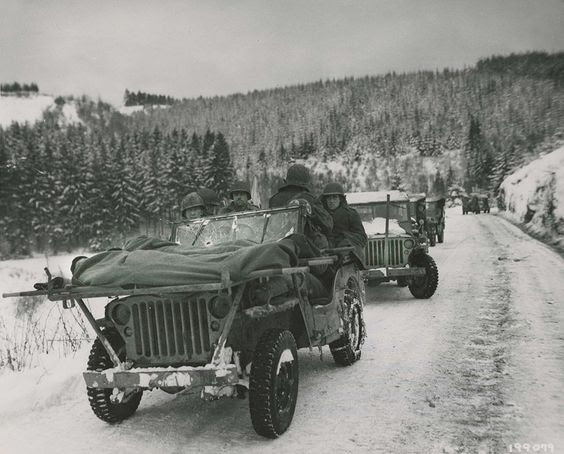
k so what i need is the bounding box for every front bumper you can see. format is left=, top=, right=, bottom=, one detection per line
left=365, top=266, right=426, bottom=280
left=83, top=364, right=238, bottom=390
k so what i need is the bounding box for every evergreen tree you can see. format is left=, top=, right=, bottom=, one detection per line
left=205, top=132, right=233, bottom=196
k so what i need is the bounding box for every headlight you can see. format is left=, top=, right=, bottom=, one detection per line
left=404, top=239, right=415, bottom=249
left=209, top=295, right=231, bottom=319
left=111, top=304, right=131, bottom=325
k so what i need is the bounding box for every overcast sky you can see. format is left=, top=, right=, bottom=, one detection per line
left=1, top=0, right=563, bottom=105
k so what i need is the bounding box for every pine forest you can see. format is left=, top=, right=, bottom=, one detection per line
left=1, top=51, right=563, bottom=257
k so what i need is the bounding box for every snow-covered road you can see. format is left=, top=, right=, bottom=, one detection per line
left=1, top=209, right=563, bottom=453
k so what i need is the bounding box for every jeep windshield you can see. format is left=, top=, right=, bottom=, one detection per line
left=350, top=202, right=412, bottom=235
left=173, top=206, right=302, bottom=247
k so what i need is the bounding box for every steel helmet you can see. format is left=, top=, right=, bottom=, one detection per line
left=322, top=182, right=345, bottom=196
left=282, top=164, right=311, bottom=190
left=181, top=192, right=205, bottom=212
left=228, top=180, right=251, bottom=199
left=197, top=188, right=221, bottom=207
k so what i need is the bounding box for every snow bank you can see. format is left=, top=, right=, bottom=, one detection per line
left=363, top=218, right=406, bottom=235
left=0, top=95, right=54, bottom=126
left=499, top=145, right=564, bottom=243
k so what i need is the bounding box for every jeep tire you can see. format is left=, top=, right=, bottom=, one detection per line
left=408, top=253, right=439, bottom=299
left=330, top=280, right=365, bottom=366
left=86, top=329, right=143, bottom=423
left=249, top=329, right=299, bottom=438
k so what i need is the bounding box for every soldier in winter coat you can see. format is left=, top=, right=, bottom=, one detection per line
left=269, top=164, right=333, bottom=238
left=219, top=180, right=260, bottom=214
left=197, top=188, right=223, bottom=216
left=320, top=182, right=367, bottom=258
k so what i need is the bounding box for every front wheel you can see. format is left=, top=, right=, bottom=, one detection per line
left=330, top=280, right=366, bottom=366
left=408, top=254, right=439, bottom=299
left=249, top=329, right=299, bottom=438
left=86, top=330, right=143, bottom=423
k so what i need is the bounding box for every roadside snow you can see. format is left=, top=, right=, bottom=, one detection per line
left=0, top=253, right=102, bottom=371
left=499, top=145, right=564, bottom=246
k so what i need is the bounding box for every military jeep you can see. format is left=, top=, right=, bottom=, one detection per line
left=476, top=194, right=490, bottom=213
left=347, top=190, right=439, bottom=298
left=3, top=205, right=366, bottom=439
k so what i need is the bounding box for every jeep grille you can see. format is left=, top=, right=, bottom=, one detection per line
left=125, top=296, right=212, bottom=365
left=365, top=238, right=406, bottom=267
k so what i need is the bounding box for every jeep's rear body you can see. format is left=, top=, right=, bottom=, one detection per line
left=346, top=191, right=428, bottom=282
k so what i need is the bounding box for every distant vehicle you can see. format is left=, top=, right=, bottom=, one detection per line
left=462, top=193, right=480, bottom=214
left=3, top=205, right=366, bottom=439
left=469, top=193, right=482, bottom=214
left=477, top=194, right=490, bottom=213
left=347, top=190, right=439, bottom=298
left=425, top=196, right=446, bottom=244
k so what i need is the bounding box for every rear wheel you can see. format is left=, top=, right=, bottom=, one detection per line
left=330, top=279, right=365, bottom=366
left=86, top=330, right=142, bottom=423
left=408, top=253, right=439, bottom=299
left=249, top=329, right=299, bottom=438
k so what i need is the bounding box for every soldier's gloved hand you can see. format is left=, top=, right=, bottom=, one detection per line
left=288, top=198, right=312, bottom=216
left=33, top=276, right=64, bottom=290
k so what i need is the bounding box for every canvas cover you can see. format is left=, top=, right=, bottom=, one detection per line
left=71, top=235, right=299, bottom=288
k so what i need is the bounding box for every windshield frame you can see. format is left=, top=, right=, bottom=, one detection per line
left=170, top=206, right=305, bottom=247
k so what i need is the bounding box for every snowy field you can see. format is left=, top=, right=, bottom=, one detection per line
left=0, top=94, right=81, bottom=127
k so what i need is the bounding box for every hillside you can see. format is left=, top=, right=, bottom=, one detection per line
left=0, top=94, right=81, bottom=128
left=1, top=52, right=563, bottom=256
left=126, top=52, right=564, bottom=192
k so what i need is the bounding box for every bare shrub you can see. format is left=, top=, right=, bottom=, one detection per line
left=0, top=296, right=92, bottom=372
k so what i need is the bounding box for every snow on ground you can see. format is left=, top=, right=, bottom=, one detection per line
left=60, top=102, right=82, bottom=124
left=0, top=210, right=563, bottom=453
left=118, top=105, right=144, bottom=115
left=118, top=105, right=170, bottom=115
left=0, top=95, right=54, bottom=126
left=0, top=253, right=103, bottom=372
left=499, top=145, right=564, bottom=247
left=0, top=94, right=82, bottom=127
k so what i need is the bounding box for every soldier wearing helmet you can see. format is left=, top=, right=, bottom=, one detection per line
left=180, top=192, right=206, bottom=220
left=269, top=164, right=333, bottom=254
left=320, top=182, right=367, bottom=257
left=219, top=180, right=260, bottom=214
left=197, top=188, right=223, bottom=216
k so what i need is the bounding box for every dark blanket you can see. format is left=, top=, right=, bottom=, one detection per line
left=72, top=236, right=299, bottom=288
